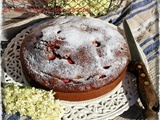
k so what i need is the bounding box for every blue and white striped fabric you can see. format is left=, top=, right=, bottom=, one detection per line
left=101, top=0, right=159, bottom=92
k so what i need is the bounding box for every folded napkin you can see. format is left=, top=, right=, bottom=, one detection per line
left=101, top=0, right=159, bottom=119
left=101, top=0, right=159, bottom=92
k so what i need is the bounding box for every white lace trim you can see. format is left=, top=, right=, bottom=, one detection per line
left=2, top=22, right=138, bottom=120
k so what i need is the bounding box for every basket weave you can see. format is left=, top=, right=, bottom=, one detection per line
left=4, top=0, right=123, bottom=17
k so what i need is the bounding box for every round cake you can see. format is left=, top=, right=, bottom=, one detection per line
left=20, top=16, right=130, bottom=101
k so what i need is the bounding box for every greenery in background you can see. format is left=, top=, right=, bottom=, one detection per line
left=3, top=0, right=121, bottom=17
left=47, top=0, right=121, bottom=17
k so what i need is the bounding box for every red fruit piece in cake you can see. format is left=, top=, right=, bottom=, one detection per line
left=67, top=57, right=74, bottom=64
left=92, top=40, right=101, bottom=47
left=62, top=79, right=70, bottom=83
left=99, top=75, right=106, bottom=79
left=48, top=44, right=55, bottom=49
left=48, top=52, right=56, bottom=60
left=55, top=40, right=61, bottom=46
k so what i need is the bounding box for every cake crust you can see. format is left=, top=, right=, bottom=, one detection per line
left=20, top=16, right=130, bottom=95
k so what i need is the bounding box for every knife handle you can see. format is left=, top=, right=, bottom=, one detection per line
left=128, top=61, right=159, bottom=113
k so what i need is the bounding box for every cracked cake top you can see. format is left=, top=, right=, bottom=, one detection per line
left=20, top=16, right=130, bottom=92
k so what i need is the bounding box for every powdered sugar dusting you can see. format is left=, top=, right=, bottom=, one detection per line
left=22, top=16, right=129, bottom=92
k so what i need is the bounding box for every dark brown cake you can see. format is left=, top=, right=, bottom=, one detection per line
left=20, top=16, right=130, bottom=101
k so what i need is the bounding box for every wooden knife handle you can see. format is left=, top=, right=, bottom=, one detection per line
left=128, top=61, right=159, bottom=118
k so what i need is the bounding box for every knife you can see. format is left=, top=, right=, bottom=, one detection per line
left=123, top=19, right=159, bottom=119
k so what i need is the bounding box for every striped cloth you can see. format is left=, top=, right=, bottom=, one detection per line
left=101, top=0, right=159, bottom=119
left=101, top=0, right=159, bottom=93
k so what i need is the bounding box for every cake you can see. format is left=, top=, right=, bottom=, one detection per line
left=20, top=16, right=130, bottom=101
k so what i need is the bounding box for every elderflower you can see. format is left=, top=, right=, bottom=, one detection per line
left=2, top=84, right=63, bottom=120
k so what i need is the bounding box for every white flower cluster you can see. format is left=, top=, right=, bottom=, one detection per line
left=3, top=84, right=63, bottom=120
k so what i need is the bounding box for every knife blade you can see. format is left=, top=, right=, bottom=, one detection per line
left=123, top=19, right=159, bottom=119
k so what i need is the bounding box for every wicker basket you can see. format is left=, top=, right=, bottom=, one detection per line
left=4, top=0, right=123, bottom=17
